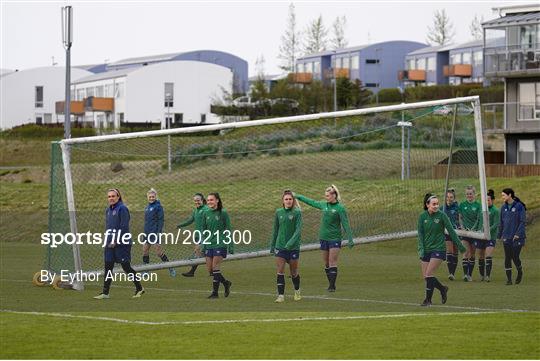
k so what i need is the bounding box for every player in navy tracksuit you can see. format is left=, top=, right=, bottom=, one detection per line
left=141, top=188, right=176, bottom=277
left=498, top=188, right=527, bottom=285
left=94, top=188, right=144, bottom=299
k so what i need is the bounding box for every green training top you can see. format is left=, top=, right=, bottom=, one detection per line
left=417, top=210, right=465, bottom=258
left=296, top=194, right=354, bottom=243
left=177, top=204, right=209, bottom=229
left=270, top=207, right=302, bottom=251
left=488, top=204, right=500, bottom=241
left=200, top=207, right=233, bottom=252
left=459, top=200, right=483, bottom=231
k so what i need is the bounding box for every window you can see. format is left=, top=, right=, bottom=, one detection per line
left=35, top=86, right=43, bottom=108
left=76, top=88, right=85, bottom=101
left=334, top=58, right=342, bottom=69
left=314, top=61, right=320, bottom=74
left=365, top=83, right=379, bottom=87
left=462, top=52, right=471, bottom=65
left=365, top=59, right=380, bottom=64
left=35, top=115, right=43, bottom=125
left=104, top=84, right=114, bottom=98
left=297, top=63, right=305, bottom=73
left=174, top=113, right=183, bottom=124
left=518, top=139, right=538, bottom=164
left=164, top=82, right=174, bottom=107
left=114, top=83, right=124, bottom=98
left=407, top=59, right=415, bottom=70
left=305, top=62, right=313, bottom=73
left=201, top=114, right=206, bottom=123
left=518, top=82, right=540, bottom=120
left=473, top=51, right=483, bottom=66
left=342, top=57, right=349, bottom=69
left=351, top=55, right=359, bottom=70
left=86, top=87, right=95, bottom=97
left=416, top=58, right=426, bottom=70
left=520, top=25, right=536, bottom=49
left=427, top=57, right=435, bottom=71
left=95, top=86, right=104, bottom=97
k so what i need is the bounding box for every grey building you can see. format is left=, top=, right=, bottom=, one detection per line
left=483, top=3, right=540, bottom=164
left=295, top=41, right=427, bottom=94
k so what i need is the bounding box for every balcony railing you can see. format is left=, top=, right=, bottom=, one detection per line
left=288, top=72, right=313, bottom=83
left=484, top=44, right=540, bottom=76
left=482, top=101, right=540, bottom=132
left=443, top=64, right=473, bottom=77
left=323, top=68, right=350, bottom=79
left=55, top=101, right=85, bottom=115
left=398, top=69, right=426, bottom=82
left=84, top=96, right=114, bottom=112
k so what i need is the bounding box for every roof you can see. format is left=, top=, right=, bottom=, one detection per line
left=248, top=73, right=287, bottom=81
left=299, top=41, right=425, bottom=60
left=407, top=45, right=448, bottom=56
left=492, top=3, right=540, bottom=15
left=73, top=67, right=138, bottom=84
left=109, top=52, right=184, bottom=67
left=443, top=39, right=483, bottom=51
left=483, top=11, right=540, bottom=28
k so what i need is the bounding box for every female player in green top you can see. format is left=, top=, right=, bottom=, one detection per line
left=418, top=193, right=466, bottom=306
left=177, top=193, right=209, bottom=277
left=294, top=185, right=354, bottom=292
left=270, top=190, right=302, bottom=303
left=200, top=193, right=234, bottom=299
left=458, top=185, right=483, bottom=282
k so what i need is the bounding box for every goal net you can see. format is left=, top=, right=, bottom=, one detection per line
left=45, top=96, right=489, bottom=289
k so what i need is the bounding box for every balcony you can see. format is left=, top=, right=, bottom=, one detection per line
left=84, top=96, right=114, bottom=112
left=288, top=72, right=313, bottom=84
left=55, top=101, right=85, bottom=115
left=323, top=68, right=350, bottom=79
left=443, top=64, right=473, bottom=77
left=484, top=44, right=540, bottom=77
left=398, top=69, right=426, bottom=82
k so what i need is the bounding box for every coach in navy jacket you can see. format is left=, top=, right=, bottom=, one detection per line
left=144, top=199, right=164, bottom=236
left=498, top=188, right=526, bottom=285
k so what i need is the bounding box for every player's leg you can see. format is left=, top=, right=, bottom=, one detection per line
left=212, top=251, right=231, bottom=297
left=141, top=243, right=151, bottom=276
left=275, top=254, right=286, bottom=303
left=289, top=258, right=301, bottom=301
left=512, top=243, right=524, bottom=284
left=485, top=244, right=495, bottom=282
left=477, top=245, right=486, bottom=281
left=327, top=245, right=340, bottom=292
left=425, top=256, right=447, bottom=304
left=154, top=244, right=176, bottom=277
left=183, top=245, right=201, bottom=277
left=503, top=243, right=513, bottom=285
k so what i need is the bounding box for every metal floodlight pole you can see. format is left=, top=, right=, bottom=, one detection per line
left=397, top=120, right=412, bottom=181
left=61, top=6, right=73, bottom=140
left=166, top=93, right=172, bottom=173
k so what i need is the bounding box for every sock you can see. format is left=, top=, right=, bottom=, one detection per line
left=431, top=276, right=444, bottom=291
left=451, top=253, right=458, bottom=275
left=142, top=255, right=150, bottom=264
left=468, top=258, right=475, bottom=277
left=189, top=265, right=198, bottom=273
left=103, top=261, right=115, bottom=294
left=324, top=267, right=330, bottom=282
left=292, top=274, right=300, bottom=291
left=446, top=253, right=453, bottom=274
left=121, top=262, right=142, bottom=291
left=486, top=256, right=493, bottom=277
left=462, top=258, right=468, bottom=276
left=479, top=259, right=485, bottom=277
left=212, top=271, right=220, bottom=294
left=505, top=268, right=512, bottom=282
left=328, top=267, right=338, bottom=289
left=425, top=277, right=434, bottom=302
left=277, top=273, right=285, bottom=295
left=159, top=253, right=169, bottom=262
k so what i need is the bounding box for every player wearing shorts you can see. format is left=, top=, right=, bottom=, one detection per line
left=473, top=189, right=499, bottom=282
left=458, top=185, right=483, bottom=281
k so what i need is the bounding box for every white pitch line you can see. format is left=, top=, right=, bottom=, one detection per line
left=0, top=309, right=504, bottom=325
left=3, top=278, right=538, bottom=314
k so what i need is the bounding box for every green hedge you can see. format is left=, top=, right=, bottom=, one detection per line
left=377, top=88, right=403, bottom=103
left=468, top=85, right=504, bottom=103
left=0, top=124, right=96, bottom=139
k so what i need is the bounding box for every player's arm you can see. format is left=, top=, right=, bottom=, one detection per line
left=417, top=214, right=425, bottom=258
left=223, top=210, right=234, bottom=254
left=157, top=204, right=164, bottom=233
left=515, top=204, right=526, bottom=240
left=339, top=207, right=354, bottom=248
left=270, top=211, right=279, bottom=253
left=295, top=194, right=324, bottom=210
left=177, top=210, right=195, bottom=228
left=443, top=213, right=465, bottom=253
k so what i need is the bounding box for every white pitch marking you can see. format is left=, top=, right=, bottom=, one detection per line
left=0, top=309, right=504, bottom=326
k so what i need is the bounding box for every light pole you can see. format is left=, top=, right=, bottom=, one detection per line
left=165, top=92, right=172, bottom=173
left=61, top=6, right=73, bottom=139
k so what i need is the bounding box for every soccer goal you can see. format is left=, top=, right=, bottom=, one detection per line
left=45, top=96, right=490, bottom=290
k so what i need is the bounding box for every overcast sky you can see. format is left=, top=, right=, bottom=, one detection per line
left=0, top=0, right=523, bottom=75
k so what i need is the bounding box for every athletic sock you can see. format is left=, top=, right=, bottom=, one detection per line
left=446, top=253, right=453, bottom=274
left=431, top=276, right=444, bottom=291
left=505, top=268, right=512, bottom=282
left=277, top=273, right=285, bottom=295
left=324, top=267, right=330, bottom=283
left=425, top=277, right=434, bottom=302
left=159, top=254, right=169, bottom=262
left=479, top=259, right=485, bottom=277
left=292, top=274, right=300, bottom=290
left=142, top=255, right=150, bottom=264
left=468, top=258, right=475, bottom=277
left=486, top=256, right=493, bottom=277
left=451, top=254, right=458, bottom=275
left=121, top=262, right=142, bottom=291
left=189, top=265, right=198, bottom=273
left=103, top=261, right=115, bottom=294
left=328, top=267, right=338, bottom=289
left=462, top=258, right=468, bottom=276
left=212, top=271, right=220, bottom=294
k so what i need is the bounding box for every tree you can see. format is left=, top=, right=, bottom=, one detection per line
left=331, top=15, right=348, bottom=50
left=469, top=14, right=484, bottom=40
left=426, top=9, right=455, bottom=46
left=278, top=3, right=301, bottom=73
left=255, top=54, right=266, bottom=79
left=304, top=15, right=328, bottom=55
